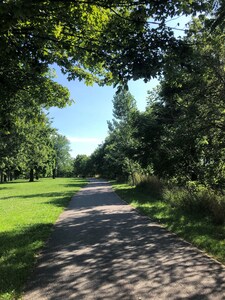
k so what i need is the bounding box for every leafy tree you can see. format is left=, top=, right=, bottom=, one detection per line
left=90, top=89, right=139, bottom=182
left=52, top=133, right=73, bottom=178
left=0, top=0, right=212, bottom=101
left=141, top=18, right=225, bottom=187
left=0, top=103, right=55, bottom=182
left=89, top=143, right=108, bottom=177
left=0, top=77, right=71, bottom=182
left=73, top=155, right=91, bottom=177
left=0, top=1, right=214, bottom=178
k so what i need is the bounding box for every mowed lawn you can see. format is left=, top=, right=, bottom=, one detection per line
left=0, top=177, right=87, bottom=300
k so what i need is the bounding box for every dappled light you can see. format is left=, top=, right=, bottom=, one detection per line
left=0, top=223, right=52, bottom=297
left=24, top=180, right=225, bottom=299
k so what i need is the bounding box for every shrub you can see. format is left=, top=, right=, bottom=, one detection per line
left=208, top=192, right=225, bottom=225
left=136, top=175, right=163, bottom=199
left=163, top=187, right=189, bottom=208
left=128, top=172, right=143, bottom=186
left=163, top=184, right=225, bottom=225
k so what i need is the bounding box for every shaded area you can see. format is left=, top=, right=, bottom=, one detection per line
left=24, top=179, right=225, bottom=299
left=114, top=184, right=225, bottom=264
left=0, top=192, right=77, bottom=205
left=0, top=224, right=53, bottom=298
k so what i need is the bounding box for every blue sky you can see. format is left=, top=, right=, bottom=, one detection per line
left=49, top=69, right=158, bottom=157
left=48, top=15, right=190, bottom=158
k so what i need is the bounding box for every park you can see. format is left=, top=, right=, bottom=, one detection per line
left=0, top=0, right=225, bottom=299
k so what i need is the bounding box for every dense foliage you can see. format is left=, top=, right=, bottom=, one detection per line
left=0, top=0, right=212, bottom=95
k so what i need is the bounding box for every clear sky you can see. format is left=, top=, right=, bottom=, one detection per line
left=48, top=68, right=158, bottom=158
left=48, top=15, right=190, bottom=158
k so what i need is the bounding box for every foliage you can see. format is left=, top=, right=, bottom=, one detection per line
left=128, top=18, right=225, bottom=188
left=0, top=102, right=54, bottom=182
left=136, top=175, right=163, bottom=199
left=91, top=16, right=225, bottom=190
left=0, top=72, right=72, bottom=182
left=52, top=133, right=74, bottom=178
left=73, top=154, right=91, bottom=177
left=90, top=15, right=225, bottom=232
left=0, top=177, right=87, bottom=299
left=0, top=0, right=212, bottom=99
left=159, top=22, right=225, bottom=187
left=90, top=89, right=139, bottom=181
left=1, top=1, right=220, bottom=187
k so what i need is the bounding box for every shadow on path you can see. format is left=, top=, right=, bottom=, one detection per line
left=24, top=179, right=225, bottom=300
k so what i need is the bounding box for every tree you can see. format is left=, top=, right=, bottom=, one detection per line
left=73, top=155, right=90, bottom=177
left=0, top=0, right=212, bottom=101
left=24, top=113, right=55, bottom=182
left=140, top=18, right=225, bottom=187
left=90, top=89, right=140, bottom=182
left=0, top=76, right=71, bottom=182
left=0, top=1, right=214, bottom=170
left=52, top=133, right=73, bottom=178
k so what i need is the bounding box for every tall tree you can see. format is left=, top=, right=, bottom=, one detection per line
left=95, top=89, right=139, bottom=181
left=0, top=75, right=71, bottom=181
left=73, top=155, right=90, bottom=177
left=52, top=133, right=73, bottom=178
left=141, top=18, right=225, bottom=186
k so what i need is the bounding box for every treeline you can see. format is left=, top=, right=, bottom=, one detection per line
left=0, top=77, right=74, bottom=182
left=0, top=108, right=74, bottom=182
left=76, top=18, right=225, bottom=223
left=85, top=18, right=225, bottom=188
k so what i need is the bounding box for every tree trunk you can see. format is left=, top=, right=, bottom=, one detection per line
left=52, top=168, right=56, bottom=179
left=8, top=171, right=13, bottom=181
left=29, top=168, right=34, bottom=182
left=10, top=172, right=13, bottom=181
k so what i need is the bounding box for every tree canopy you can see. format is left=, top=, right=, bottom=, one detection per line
left=0, top=0, right=214, bottom=98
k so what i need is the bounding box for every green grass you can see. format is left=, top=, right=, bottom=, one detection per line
left=112, top=182, right=225, bottom=265
left=0, top=177, right=87, bottom=300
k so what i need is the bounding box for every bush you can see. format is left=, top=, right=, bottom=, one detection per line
left=128, top=172, right=143, bottom=186
left=163, top=187, right=189, bottom=208
left=163, top=184, right=225, bottom=225
left=208, top=192, right=225, bottom=225
left=136, top=175, right=163, bottom=199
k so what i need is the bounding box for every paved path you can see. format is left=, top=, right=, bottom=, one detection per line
left=24, top=179, right=225, bottom=300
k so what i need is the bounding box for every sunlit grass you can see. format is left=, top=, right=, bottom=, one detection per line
left=0, top=178, right=87, bottom=300
left=112, top=182, right=225, bottom=265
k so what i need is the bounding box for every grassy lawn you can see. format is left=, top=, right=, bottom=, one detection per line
left=0, top=177, right=87, bottom=300
left=112, top=182, right=225, bottom=265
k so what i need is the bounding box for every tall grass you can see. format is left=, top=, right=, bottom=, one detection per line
left=163, top=185, right=225, bottom=225
left=0, top=178, right=86, bottom=300
left=135, top=174, right=163, bottom=199
left=133, top=174, right=225, bottom=225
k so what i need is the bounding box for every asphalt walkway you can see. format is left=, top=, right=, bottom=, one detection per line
left=24, top=179, right=225, bottom=299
